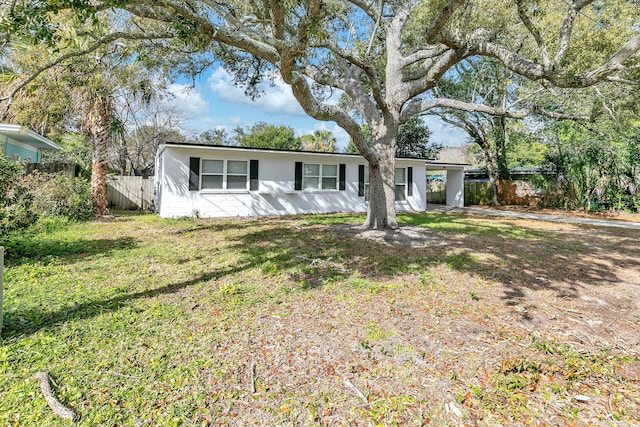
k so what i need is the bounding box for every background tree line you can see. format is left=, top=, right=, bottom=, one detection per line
left=44, top=115, right=441, bottom=179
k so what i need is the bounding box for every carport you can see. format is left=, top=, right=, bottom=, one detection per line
left=425, top=162, right=466, bottom=207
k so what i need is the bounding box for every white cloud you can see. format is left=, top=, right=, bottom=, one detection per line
left=207, top=67, right=306, bottom=116
left=167, top=83, right=210, bottom=115
left=422, top=116, right=469, bottom=147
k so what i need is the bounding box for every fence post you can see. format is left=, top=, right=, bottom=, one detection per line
left=1, top=246, right=4, bottom=333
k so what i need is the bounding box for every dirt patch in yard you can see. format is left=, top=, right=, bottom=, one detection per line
left=319, top=214, right=640, bottom=425
left=331, top=224, right=450, bottom=248
left=475, top=205, right=640, bottom=223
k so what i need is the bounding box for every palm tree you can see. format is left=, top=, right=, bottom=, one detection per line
left=300, top=130, right=338, bottom=152
left=1, top=16, right=160, bottom=216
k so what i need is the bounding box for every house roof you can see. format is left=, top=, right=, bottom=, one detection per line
left=163, top=141, right=468, bottom=168
left=426, top=162, right=468, bottom=171
left=0, top=123, right=59, bottom=150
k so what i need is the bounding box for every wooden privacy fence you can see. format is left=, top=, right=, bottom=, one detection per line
left=430, top=180, right=543, bottom=206
left=465, top=181, right=492, bottom=206
left=24, top=161, right=75, bottom=176
left=427, top=182, right=447, bottom=204
left=428, top=181, right=492, bottom=206
left=107, top=176, right=155, bottom=211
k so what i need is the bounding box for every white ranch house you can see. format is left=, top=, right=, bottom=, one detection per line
left=155, top=143, right=464, bottom=218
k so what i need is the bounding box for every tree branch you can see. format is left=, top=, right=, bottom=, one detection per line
left=424, top=0, right=468, bottom=43
left=365, top=0, right=385, bottom=57
left=346, top=0, right=385, bottom=26
left=0, top=31, right=173, bottom=103
left=583, top=34, right=640, bottom=85
left=302, top=61, right=381, bottom=126
left=285, top=67, right=374, bottom=159
left=444, top=29, right=640, bottom=88
left=271, top=0, right=286, bottom=40
left=34, top=372, right=76, bottom=421
left=516, top=0, right=550, bottom=71
left=312, top=41, right=384, bottom=105
left=400, top=44, right=449, bottom=71
left=403, top=97, right=589, bottom=121
left=401, top=49, right=467, bottom=103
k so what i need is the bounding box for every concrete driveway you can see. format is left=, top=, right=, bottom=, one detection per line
left=428, top=205, right=640, bottom=230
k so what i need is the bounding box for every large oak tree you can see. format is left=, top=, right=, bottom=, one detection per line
left=2, top=0, right=639, bottom=228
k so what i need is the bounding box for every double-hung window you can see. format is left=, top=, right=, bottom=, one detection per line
left=303, top=163, right=338, bottom=190
left=226, top=160, right=248, bottom=189
left=201, top=159, right=248, bottom=190
left=394, top=168, right=407, bottom=201
left=362, top=166, right=410, bottom=201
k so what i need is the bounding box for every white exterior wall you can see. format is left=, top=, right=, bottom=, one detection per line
left=446, top=169, right=465, bottom=207
left=156, top=144, right=427, bottom=218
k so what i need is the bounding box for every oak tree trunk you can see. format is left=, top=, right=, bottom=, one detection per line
left=496, top=117, right=510, bottom=181
left=363, top=144, right=397, bottom=229
left=478, top=139, right=501, bottom=207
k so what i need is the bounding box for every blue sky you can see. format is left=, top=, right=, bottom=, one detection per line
left=168, top=66, right=468, bottom=151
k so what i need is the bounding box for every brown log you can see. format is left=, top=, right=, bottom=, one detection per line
left=33, top=372, right=76, bottom=421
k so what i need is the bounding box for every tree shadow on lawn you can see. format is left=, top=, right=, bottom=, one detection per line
left=4, top=216, right=637, bottom=337
left=168, top=219, right=256, bottom=236
left=232, top=220, right=638, bottom=301
left=2, top=225, right=330, bottom=338
left=418, top=224, right=639, bottom=318
left=1, top=263, right=254, bottom=339
left=233, top=219, right=639, bottom=320
left=2, top=236, right=139, bottom=267
left=3, top=224, right=405, bottom=338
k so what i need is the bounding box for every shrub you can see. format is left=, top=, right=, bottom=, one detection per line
left=0, top=155, right=22, bottom=204
left=21, top=171, right=95, bottom=220
left=0, top=156, right=37, bottom=233
left=0, top=160, right=95, bottom=235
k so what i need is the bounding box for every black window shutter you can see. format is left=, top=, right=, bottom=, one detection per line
left=407, top=166, right=413, bottom=196
left=189, top=157, right=200, bottom=191
left=294, top=162, right=303, bottom=190
left=250, top=160, right=259, bottom=191
left=339, top=163, right=346, bottom=191
left=358, top=164, right=365, bottom=197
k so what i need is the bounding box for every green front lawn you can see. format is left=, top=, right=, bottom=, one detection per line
left=1, top=212, right=638, bottom=426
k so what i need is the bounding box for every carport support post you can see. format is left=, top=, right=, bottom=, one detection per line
left=446, top=169, right=464, bottom=207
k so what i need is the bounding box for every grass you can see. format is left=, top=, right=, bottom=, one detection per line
left=1, top=211, right=639, bottom=426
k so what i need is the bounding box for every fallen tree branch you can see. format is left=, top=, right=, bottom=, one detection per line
left=249, top=360, right=256, bottom=394
left=295, top=255, right=350, bottom=274
left=342, top=377, right=368, bottom=406
left=33, top=372, right=76, bottom=421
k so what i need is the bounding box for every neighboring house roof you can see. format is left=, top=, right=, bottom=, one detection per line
left=438, top=145, right=477, bottom=166
left=0, top=123, right=59, bottom=151
left=162, top=142, right=467, bottom=169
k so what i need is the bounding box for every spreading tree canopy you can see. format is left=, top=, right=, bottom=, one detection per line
left=2, top=0, right=639, bottom=228
left=235, top=122, right=301, bottom=150
left=345, top=117, right=440, bottom=159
